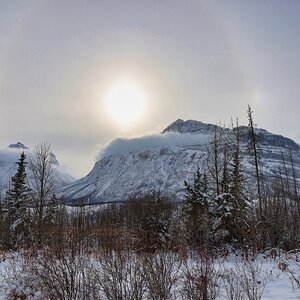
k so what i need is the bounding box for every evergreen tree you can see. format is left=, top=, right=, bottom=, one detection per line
left=211, top=193, right=236, bottom=243
left=2, top=152, right=31, bottom=249
left=138, top=193, right=174, bottom=251
left=182, top=168, right=211, bottom=247
left=184, top=168, right=209, bottom=215
left=213, top=120, right=250, bottom=245
left=147, top=195, right=172, bottom=246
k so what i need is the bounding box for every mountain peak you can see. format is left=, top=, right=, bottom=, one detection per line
left=8, top=142, right=28, bottom=150
left=162, top=119, right=218, bottom=134
left=59, top=118, right=300, bottom=204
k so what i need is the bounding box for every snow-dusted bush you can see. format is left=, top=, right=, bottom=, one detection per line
left=3, top=253, right=43, bottom=300
left=221, top=259, right=269, bottom=300
left=142, top=250, right=182, bottom=299
left=96, top=249, right=145, bottom=300
left=180, top=252, right=220, bottom=300
left=28, top=249, right=100, bottom=300
left=4, top=249, right=100, bottom=300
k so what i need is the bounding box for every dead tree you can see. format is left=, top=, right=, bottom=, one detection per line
left=289, top=147, right=298, bottom=198
left=206, top=125, right=224, bottom=195
left=247, top=105, right=262, bottom=215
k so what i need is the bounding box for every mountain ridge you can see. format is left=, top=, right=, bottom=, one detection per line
left=58, top=119, right=300, bottom=205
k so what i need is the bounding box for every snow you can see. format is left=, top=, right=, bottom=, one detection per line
left=0, top=251, right=300, bottom=299
left=218, top=253, right=300, bottom=299
left=57, top=144, right=209, bottom=204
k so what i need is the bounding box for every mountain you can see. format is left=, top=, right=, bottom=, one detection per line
left=162, top=119, right=218, bottom=134
left=8, top=142, right=28, bottom=150
left=0, top=143, right=74, bottom=198
left=57, top=120, right=300, bottom=205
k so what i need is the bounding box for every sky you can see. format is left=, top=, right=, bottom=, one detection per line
left=0, top=0, right=299, bottom=178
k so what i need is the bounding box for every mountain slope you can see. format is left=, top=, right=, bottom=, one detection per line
left=58, top=120, right=300, bottom=204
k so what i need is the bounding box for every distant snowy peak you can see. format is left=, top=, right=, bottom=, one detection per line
left=162, top=119, right=218, bottom=134
left=7, top=143, right=60, bottom=165
left=0, top=143, right=74, bottom=196
left=8, top=142, right=28, bottom=149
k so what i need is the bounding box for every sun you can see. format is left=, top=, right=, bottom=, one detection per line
left=103, top=79, right=147, bottom=126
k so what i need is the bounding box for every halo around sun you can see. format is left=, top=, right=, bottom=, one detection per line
left=103, top=79, right=147, bottom=127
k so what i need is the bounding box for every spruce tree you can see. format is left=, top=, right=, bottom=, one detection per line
left=3, top=152, right=31, bottom=249
left=145, top=194, right=173, bottom=248
left=184, top=168, right=209, bottom=215
left=182, top=168, right=210, bottom=247
left=211, top=193, right=236, bottom=243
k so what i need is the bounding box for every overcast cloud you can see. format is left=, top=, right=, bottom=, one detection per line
left=97, top=132, right=210, bottom=160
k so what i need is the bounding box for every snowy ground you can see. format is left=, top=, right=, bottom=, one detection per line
left=256, top=263, right=300, bottom=299
left=0, top=251, right=300, bottom=299
left=218, top=253, right=300, bottom=299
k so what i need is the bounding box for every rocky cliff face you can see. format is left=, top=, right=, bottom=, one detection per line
left=58, top=120, right=300, bottom=205
left=162, top=119, right=218, bottom=134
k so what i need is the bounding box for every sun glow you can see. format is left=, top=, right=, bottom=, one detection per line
left=103, top=79, right=147, bottom=126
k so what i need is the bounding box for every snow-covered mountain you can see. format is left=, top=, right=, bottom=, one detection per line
left=58, top=119, right=300, bottom=205
left=0, top=143, right=74, bottom=198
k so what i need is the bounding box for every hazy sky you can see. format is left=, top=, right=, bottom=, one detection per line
left=0, top=0, right=299, bottom=178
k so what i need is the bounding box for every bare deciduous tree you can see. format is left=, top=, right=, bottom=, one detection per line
left=29, top=142, right=57, bottom=242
